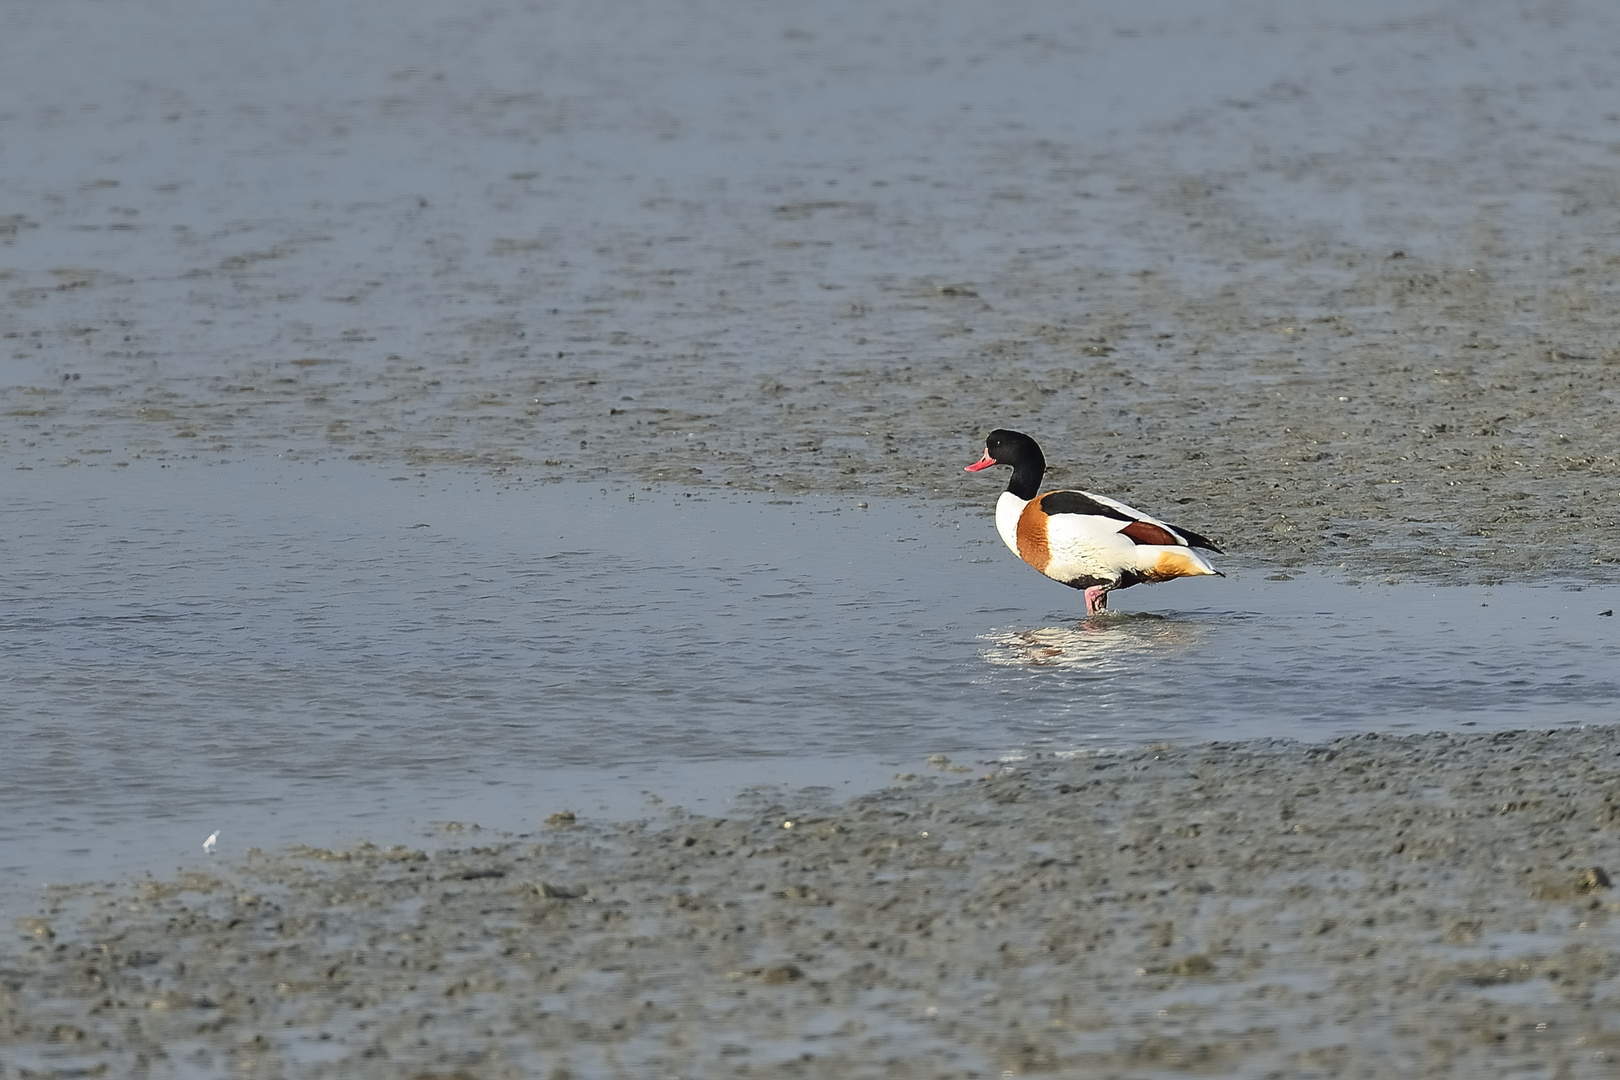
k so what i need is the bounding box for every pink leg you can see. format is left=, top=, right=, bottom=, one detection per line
left=1084, top=585, right=1110, bottom=614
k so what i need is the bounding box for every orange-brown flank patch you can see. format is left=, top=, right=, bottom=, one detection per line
left=1016, top=501, right=1052, bottom=573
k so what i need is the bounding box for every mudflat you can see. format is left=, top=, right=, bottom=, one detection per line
left=7, top=726, right=1620, bottom=1077
left=3, top=1, right=1618, bottom=584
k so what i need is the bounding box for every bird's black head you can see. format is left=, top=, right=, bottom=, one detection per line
left=964, top=429, right=1046, bottom=499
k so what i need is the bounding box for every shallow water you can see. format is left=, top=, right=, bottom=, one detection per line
left=4, top=461, right=1617, bottom=898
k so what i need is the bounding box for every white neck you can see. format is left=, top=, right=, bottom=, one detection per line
left=995, top=491, right=1028, bottom=556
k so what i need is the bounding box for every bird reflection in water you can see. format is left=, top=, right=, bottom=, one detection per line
left=979, top=612, right=1206, bottom=671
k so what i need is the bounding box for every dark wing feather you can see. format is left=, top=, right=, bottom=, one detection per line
left=1035, top=490, right=1131, bottom=521
left=1167, top=525, right=1223, bottom=553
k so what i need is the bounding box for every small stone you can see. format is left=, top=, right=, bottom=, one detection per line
left=759, top=964, right=804, bottom=984
left=1576, top=867, right=1612, bottom=893
left=537, top=881, right=584, bottom=899
left=1443, top=920, right=1481, bottom=944
left=1169, top=954, right=1214, bottom=976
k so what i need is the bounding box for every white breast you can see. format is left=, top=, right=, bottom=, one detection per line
left=995, top=491, right=1028, bottom=556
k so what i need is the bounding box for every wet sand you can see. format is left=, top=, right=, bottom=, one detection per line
left=7, top=725, right=1620, bottom=1077
left=7, top=0, right=1620, bottom=1074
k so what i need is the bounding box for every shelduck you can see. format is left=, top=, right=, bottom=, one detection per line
left=965, top=429, right=1223, bottom=613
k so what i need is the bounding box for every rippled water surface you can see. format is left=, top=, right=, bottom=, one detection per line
left=4, top=461, right=1618, bottom=895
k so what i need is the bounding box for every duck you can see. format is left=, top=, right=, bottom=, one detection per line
left=965, top=429, right=1223, bottom=613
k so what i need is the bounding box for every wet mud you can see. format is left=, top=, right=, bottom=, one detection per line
left=8, top=725, right=1620, bottom=1078
left=3, top=0, right=1620, bottom=581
